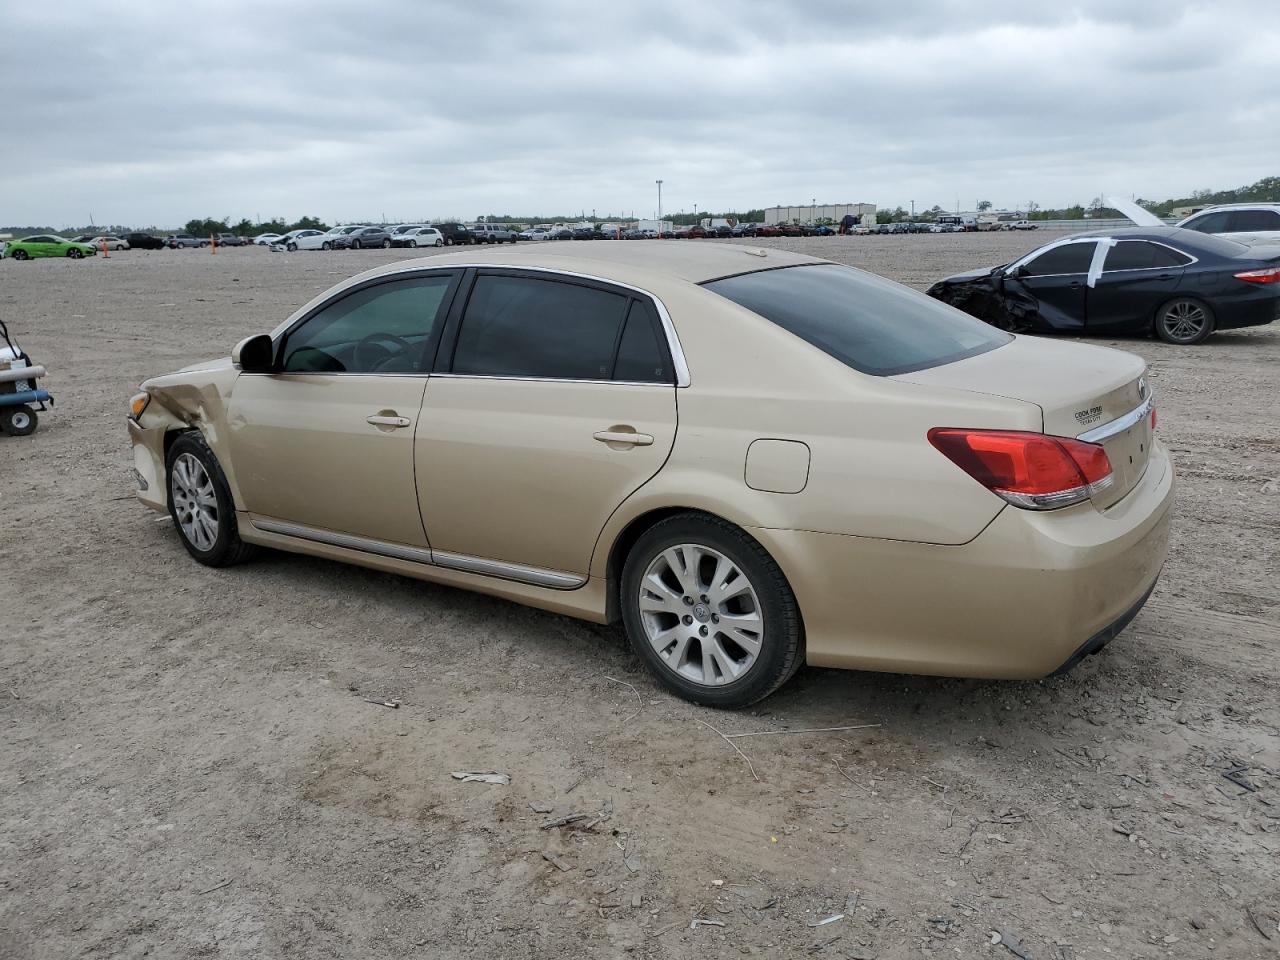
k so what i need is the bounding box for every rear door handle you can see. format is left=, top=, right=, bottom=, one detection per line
left=367, top=415, right=411, bottom=428
left=594, top=430, right=654, bottom=446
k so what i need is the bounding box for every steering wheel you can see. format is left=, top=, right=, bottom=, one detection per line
left=353, top=332, right=413, bottom=372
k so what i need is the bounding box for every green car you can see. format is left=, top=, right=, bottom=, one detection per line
left=4, top=235, right=98, bottom=260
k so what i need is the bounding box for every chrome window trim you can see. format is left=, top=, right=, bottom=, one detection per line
left=249, top=518, right=587, bottom=590
left=271, top=262, right=692, bottom=387
left=430, top=373, right=672, bottom=387
left=1077, top=395, right=1152, bottom=443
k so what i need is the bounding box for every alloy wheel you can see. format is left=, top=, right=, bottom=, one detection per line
left=170, top=453, right=220, bottom=551
left=1160, top=300, right=1209, bottom=343
left=637, top=543, right=764, bottom=686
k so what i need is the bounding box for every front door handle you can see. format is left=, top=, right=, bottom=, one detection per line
left=367, top=414, right=411, bottom=428
left=594, top=429, right=654, bottom=446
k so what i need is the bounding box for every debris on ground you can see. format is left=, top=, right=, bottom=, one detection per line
left=450, top=771, right=511, bottom=785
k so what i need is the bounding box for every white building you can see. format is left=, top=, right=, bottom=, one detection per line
left=764, top=203, right=875, bottom=226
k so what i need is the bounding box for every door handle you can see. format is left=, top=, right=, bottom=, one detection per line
left=594, top=430, right=654, bottom=446
left=367, top=414, right=411, bottom=428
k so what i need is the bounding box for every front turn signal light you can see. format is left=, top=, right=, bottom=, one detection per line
left=129, top=392, right=150, bottom=419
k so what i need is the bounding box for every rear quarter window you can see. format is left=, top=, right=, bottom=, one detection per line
left=704, top=264, right=1011, bottom=376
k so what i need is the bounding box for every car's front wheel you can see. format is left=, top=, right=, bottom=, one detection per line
left=408, top=239, right=418, bottom=248
left=322, top=241, right=332, bottom=250
left=10, top=249, right=29, bottom=260
left=286, top=242, right=297, bottom=252
left=621, top=513, right=804, bottom=708
left=166, top=432, right=258, bottom=567
left=381, top=239, right=391, bottom=248
left=1155, top=298, right=1214, bottom=345
left=68, top=248, right=83, bottom=259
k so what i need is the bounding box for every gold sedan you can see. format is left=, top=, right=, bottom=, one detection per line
left=127, top=243, right=1173, bottom=707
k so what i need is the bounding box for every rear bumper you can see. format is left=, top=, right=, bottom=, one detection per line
left=754, top=443, right=1174, bottom=679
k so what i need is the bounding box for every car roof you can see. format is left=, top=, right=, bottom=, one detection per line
left=1182, top=202, right=1280, bottom=212
left=353, top=240, right=825, bottom=285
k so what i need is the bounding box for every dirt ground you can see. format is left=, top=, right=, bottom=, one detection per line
left=2, top=233, right=1278, bottom=960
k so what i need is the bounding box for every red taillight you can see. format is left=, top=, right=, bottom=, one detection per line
left=1234, top=266, right=1280, bottom=284
left=928, top=428, right=1114, bottom=510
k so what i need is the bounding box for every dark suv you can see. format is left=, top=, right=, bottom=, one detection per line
left=125, top=233, right=165, bottom=250
left=434, top=222, right=475, bottom=246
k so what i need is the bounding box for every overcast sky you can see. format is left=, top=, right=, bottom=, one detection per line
left=3, top=1, right=1276, bottom=227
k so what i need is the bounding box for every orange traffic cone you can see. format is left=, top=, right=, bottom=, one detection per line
left=101, top=238, right=109, bottom=258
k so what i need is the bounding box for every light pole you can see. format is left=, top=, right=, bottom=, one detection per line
left=655, top=180, right=663, bottom=236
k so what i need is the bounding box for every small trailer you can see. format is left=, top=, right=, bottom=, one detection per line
left=0, top=318, right=53, bottom=436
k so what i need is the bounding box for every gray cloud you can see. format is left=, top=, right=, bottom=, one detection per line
left=3, top=0, right=1276, bottom=226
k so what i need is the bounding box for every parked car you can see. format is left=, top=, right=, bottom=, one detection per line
left=518, top=228, right=552, bottom=241
left=125, top=232, right=166, bottom=250
left=88, top=235, right=130, bottom=250
left=215, top=233, right=249, bottom=247
left=281, top=230, right=326, bottom=251
left=927, top=227, right=1280, bottom=345
left=852, top=226, right=871, bottom=235
left=293, top=226, right=359, bottom=251
left=1008, top=220, right=1038, bottom=231
left=731, top=223, right=758, bottom=238
left=345, top=226, right=392, bottom=250
left=4, top=235, right=98, bottom=260
left=433, top=222, right=475, bottom=246
left=471, top=224, right=518, bottom=244
left=253, top=233, right=283, bottom=245
left=127, top=243, right=1172, bottom=707
left=1176, top=204, right=1280, bottom=245
left=754, top=225, right=782, bottom=237
left=166, top=234, right=207, bottom=249
left=388, top=225, right=426, bottom=238
left=549, top=228, right=573, bottom=240
left=390, top=227, right=444, bottom=248
left=571, top=226, right=600, bottom=240
left=674, top=225, right=709, bottom=239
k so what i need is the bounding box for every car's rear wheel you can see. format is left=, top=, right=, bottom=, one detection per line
left=166, top=432, right=257, bottom=567
left=11, top=249, right=29, bottom=260
left=621, top=513, right=804, bottom=708
left=0, top=404, right=37, bottom=436
left=434, top=239, right=443, bottom=247
left=68, top=248, right=83, bottom=259
left=1155, top=297, right=1214, bottom=345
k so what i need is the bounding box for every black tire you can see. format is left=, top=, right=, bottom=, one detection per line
left=68, top=248, right=83, bottom=259
left=435, top=239, right=443, bottom=247
left=1155, top=297, right=1215, bottom=345
left=0, top=404, right=37, bottom=436
left=165, top=432, right=258, bottom=567
left=199, top=242, right=208, bottom=248
left=381, top=239, right=391, bottom=248
left=286, top=242, right=297, bottom=252
left=11, top=249, right=29, bottom=260
left=322, top=241, right=332, bottom=251
left=620, top=512, right=804, bottom=708
left=409, top=239, right=418, bottom=248
left=351, top=239, right=362, bottom=250
left=444, top=237, right=452, bottom=246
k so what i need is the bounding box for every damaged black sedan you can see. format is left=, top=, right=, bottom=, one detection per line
left=927, top=227, right=1280, bottom=345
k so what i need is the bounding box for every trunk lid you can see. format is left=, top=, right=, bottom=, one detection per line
left=895, top=335, right=1151, bottom=508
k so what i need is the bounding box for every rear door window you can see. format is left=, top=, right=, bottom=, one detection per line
left=1103, top=241, right=1192, bottom=271
left=1182, top=211, right=1230, bottom=233
left=451, top=274, right=629, bottom=380
left=1226, top=209, right=1280, bottom=232
left=703, top=263, right=1010, bottom=376
left=613, top=300, right=674, bottom=383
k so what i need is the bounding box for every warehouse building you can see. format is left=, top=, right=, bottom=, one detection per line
left=764, top=203, right=876, bottom=226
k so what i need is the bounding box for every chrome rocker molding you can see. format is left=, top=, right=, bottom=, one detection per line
left=249, top=518, right=586, bottom=590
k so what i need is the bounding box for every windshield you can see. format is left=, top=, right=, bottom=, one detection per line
left=703, top=263, right=1011, bottom=376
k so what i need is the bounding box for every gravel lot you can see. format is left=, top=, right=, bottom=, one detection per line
left=2, top=233, right=1278, bottom=959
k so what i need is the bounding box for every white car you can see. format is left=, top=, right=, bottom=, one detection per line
left=279, top=230, right=326, bottom=251
left=253, top=233, right=282, bottom=246
left=87, top=235, right=130, bottom=250
left=519, top=228, right=553, bottom=241
left=1176, top=204, right=1280, bottom=245
left=295, top=226, right=363, bottom=251
left=401, top=227, right=443, bottom=248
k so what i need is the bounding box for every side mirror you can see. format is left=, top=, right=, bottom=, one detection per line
left=232, top=334, right=274, bottom=373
